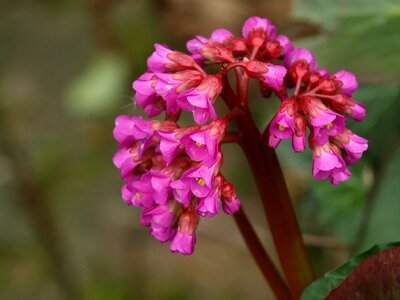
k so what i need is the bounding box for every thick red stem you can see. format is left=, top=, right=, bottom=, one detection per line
left=221, top=77, right=315, bottom=299
left=222, top=132, right=242, bottom=144
left=234, top=208, right=291, bottom=300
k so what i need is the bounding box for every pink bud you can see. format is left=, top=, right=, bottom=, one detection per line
left=221, top=182, right=240, bottom=215
left=170, top=211, right=198, bottom=255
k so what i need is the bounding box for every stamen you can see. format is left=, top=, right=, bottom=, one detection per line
left=135, top=192, right=141, bottom=200
left=326, top=123, right=333, bottom=129
left=195, top=142, right=204, bottom=147
left=197, top=178, right=205, bottom=186
left=279, top=124, right=286, bottom=131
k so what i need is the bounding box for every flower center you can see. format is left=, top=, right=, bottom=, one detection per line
left=135, top=192, right=141, bottom=200
left=195, top=141, right=204, bottom=147
left=197, top=178, right=206, bottom=186
left=326, top=122, right=333, bottom=129
left=278, top=124, right=286, bottom=131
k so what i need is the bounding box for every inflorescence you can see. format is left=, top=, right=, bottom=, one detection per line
left=113, top=16, right=368, bottom=255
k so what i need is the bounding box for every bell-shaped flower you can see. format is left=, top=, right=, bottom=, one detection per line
left=333, top=70, right=358, bottom=96
left=269, top=98, right=297, bottom=148
left=113, top=115, right=153, bottom=145
left=179, top=75, right=222, bottom=124
left=170, top=211, right=198, bottom=255
left=132, top=72, right=164, bottom=117
left=181, top=119, right=226, bottom=166
left=275, top=34, right=294, bottom=57
left=332, top=129, right=368, bottom=165
left=284, top=48, right=317, bottom=70
left=242, top=16, right=277, bottom=47
left=221, top=181, right=240, bottom=215
left=142, top=202, right=177, bottom=243
left=311, top=141, right=351, bottom=185
left=245, top=60, right=287, bottom=91
left=147, top=44, right=198, bottom=73
left=197, top=189, right=220, bottom=218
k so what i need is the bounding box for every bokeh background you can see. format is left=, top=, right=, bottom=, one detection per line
left=1, top=0, right=399, bottom=299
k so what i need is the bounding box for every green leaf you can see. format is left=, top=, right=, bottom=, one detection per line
left=301, top=242, right=400, bottom=299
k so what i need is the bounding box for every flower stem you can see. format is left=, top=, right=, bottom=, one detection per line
left=234, top=208, right=291, bottom=300
left=240, top=110, right=314, bottom=298
left=222, top=132, right=243, bottom=144
left=221, top=77, right=315, bottom=299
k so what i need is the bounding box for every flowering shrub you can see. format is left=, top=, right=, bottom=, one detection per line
left=112, top=16, right=368, bottom=258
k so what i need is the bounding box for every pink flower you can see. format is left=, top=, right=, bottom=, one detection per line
left=221, top=181, right=240, bottom=215
left=284, top=48, right=317, bottom=70
left=156, top=71, right=205, bottom=101
left=185, top=164, right=216, bottom=198
left=347, top=100, right=366, bottom=122
left=317, top=68, right=330, bottom=77
left=197, top=189, right=220, bottom=218
left=155, top=70, right=205, bottom=114
left=113, top=146, right=141, bottom=178
left=275, top=34, right=294, bottom=57
left=179, top=75, right=223, bottom=124
left=311, top=142, right=351, bottom=185
left=186, top=29, right=235, bottom=64
left=313, top=116, right=346, bottom=145
left=149, top=171, right=174, bottom=205
left=170, top=177, right=192, bottom=207
left=136, top=94, right=164, bottom=117
left=121, top=180, right=137, bottom=206
left=269, top=99, right=308, bottom=153
left=113, top=115, right=153, bottom=145
left=147, top=44, right=198, bottom=73
left=186, top=35, right=209, bottom=63
left=269, top=98, right=297, bottom=148
left=181, top=119, right=226, bottom=166
left=170, top=211, right=198, bottom=255
left=242, top=16, right=277, bottom=42
left=132, top=72, right=164, bottom=117
left=332, top=129, right=368, bottom=165
left=245, top=60, right=287, bottom=91
left=143, top=202, right=177, bottom=243
left=210, top=29, right=234, bottom=43
left=330, top=95, right=367, bottom=122
left=292, top=116, right=307, bottom=152
left=154, top=130, right=181, bottom=164
left=171, top=163, right=217, bottom=206
left=333, top=70, right=358, bottom=96
left=301, top=96, right=345, bottom=128
left=124, top=174, right=156, bottom=207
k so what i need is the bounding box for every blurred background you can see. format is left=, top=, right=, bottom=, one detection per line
left=0, top=0, right=399, bottom=299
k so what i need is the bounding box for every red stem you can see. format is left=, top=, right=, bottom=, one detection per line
left=234, top=67, right=249, bottom=106
left=222, top=132, right=243, bottom=144
left=293, top=76, right=303, bottom=96
left=221, top=76, right=315, bottom=299
left=234, top=208, right=291, bottom=300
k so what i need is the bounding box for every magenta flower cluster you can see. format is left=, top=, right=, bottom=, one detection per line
left=113, top=115, right=239, bottom=255
left=113, top=16, right=368, bottom=255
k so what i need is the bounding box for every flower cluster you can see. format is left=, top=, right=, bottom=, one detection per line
left=113, top=115, right=240, bottom=254
left=269, top=48, right=368, bottom=184
left=113, top=16, right=368, bottom=254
